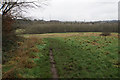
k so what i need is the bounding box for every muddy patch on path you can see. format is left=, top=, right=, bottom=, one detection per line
left=49, top=48, right=58, bottom=79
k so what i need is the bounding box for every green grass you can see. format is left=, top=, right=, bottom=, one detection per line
left=3, top=32, right=119, bottom=78
left=2, top=38, right=52, bottom=78
left=20, top=43, right=52, bottom=78
left=44, top=34, right=119, bottom=78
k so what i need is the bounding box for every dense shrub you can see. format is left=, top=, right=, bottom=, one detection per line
left=2, top=15, right=18, bottom=52
left=100, top=32, right=111, bottom=36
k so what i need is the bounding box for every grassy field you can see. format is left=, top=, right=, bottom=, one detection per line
left=3, top=32, right=119, bottom=78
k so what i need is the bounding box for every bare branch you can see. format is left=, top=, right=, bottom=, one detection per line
left=1, top=0, right=48, bottom=18
left=3, top=2, right=17, bottom=15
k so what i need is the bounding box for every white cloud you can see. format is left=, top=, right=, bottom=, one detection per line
left=23, top=0, right=119, bottom=21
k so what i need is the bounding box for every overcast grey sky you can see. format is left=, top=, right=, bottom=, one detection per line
left=23, top=0, right=119, bottom=21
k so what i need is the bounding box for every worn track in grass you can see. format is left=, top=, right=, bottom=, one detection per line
left=49, top=48, right=58, bottom=79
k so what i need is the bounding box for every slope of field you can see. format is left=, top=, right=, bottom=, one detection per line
left=3, top=32, right=119, bottom=78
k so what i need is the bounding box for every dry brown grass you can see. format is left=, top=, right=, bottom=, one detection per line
left=3, top=66, right=17, bottom=78
left=0, top=64, right=1, bottom=69
left=3, top=37, right=43, bottom=78
left=21, top=32, right=118, bottom=39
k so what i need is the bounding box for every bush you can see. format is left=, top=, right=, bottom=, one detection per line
left=2, top=14, right=18, bottom=52
left=100, top=32, right=111, bottom=36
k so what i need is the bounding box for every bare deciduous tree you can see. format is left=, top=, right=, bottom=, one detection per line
left=0, top=0, right=47, bottom=17
left=1, top=0, right=48, bottom=52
